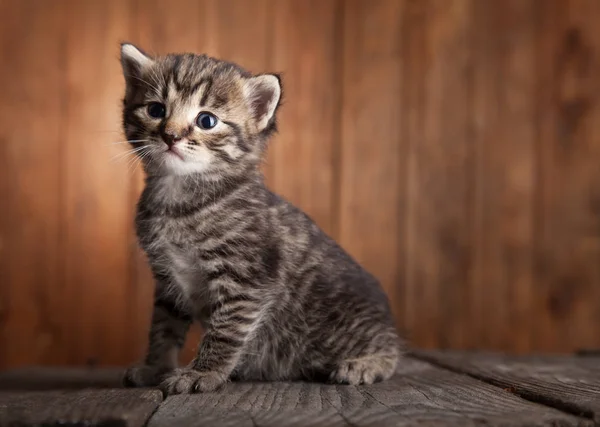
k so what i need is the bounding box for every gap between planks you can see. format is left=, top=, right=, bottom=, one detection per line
left=409, top=350, right=599, bottom=424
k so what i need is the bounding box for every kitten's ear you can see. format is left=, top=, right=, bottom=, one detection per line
left=243, top=74, right=282, bottom=132
left=120, top=43, right=153, bottom=83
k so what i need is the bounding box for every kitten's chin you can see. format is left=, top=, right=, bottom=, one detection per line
left=162, top=153, right=211, bottom=176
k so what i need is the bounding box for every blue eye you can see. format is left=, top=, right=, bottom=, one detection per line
left=196, top=112, right=218, bottom=129
left=147, top=102, right=166, bottom=118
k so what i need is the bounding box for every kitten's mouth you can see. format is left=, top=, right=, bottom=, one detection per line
left=165, top=146, right=184, bottom=161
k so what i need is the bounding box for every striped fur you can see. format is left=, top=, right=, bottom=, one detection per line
left=119, top=44, right=403, bottom=395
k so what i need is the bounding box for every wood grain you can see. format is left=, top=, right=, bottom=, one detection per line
left=0, top=0, right=65, bottom=367
left=0, top=359, right=594, bottom=426
left=339, top=0, right=405, bottom=323
left=403, top=0, right=473, bottom=349
left=3, top=0, right=600, bottom=369
left=471, top=0, right=537, bottom=352
left=413, top=350, right=600, bottom=424
left=149, top=382, right=347, bottom=427
left=0, top=389, right=162, bottom=427
left=364, top=357, right=590, bottom=426
left=0, top=367, right=123, bottom=391
left=269, top=0, right=340, bottom=237
left=535, top=0, right=600, bottom=353
left=204, top=0, right=271, bottom=72
left=145, top=359, right=589, bottom=426
left=61, top=0, right=135, bottom=366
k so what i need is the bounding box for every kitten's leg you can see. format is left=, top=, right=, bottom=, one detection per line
left=161, top=292, right=262, bottom=394
left=123, top=293, right=191, bottom=387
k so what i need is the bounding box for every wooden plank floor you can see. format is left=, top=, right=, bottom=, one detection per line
left=413, top=350, right=600, bottom=424
left=0, top=352, right=598, bottom=426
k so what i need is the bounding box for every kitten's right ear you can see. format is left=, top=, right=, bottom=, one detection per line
left=120, top=43, right=153, bottom=83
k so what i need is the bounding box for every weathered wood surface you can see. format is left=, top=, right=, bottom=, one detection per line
left=414, top=350, right=600, bottom=424
left=0, top=356, right=595, bottom=426
left=0, top=389, right=162, bottom=427
left=148, top=358, right=587, bottom=427
left=0, top=367, right=123, bottom=390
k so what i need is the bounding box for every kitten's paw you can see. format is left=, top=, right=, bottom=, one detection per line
left=330, top=354, right=397, bottom=385
left=160, top=368, right=226, bottom=395
left=123, top=365, right=170, bottom=388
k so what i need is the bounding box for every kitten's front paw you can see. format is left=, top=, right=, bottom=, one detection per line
left=123, top=365, right=170, bottom=388
left=160, top=368, right=226, bottom=395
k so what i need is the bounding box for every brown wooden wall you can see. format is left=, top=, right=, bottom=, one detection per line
left=1, top=0, right=600, bottom=369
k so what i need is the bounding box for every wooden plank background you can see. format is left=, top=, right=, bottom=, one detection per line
left=1, top=0, right=599, bottom=369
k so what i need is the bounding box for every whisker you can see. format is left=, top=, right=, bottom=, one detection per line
left=137, top=147, right=155, bottom=165
left=126, top=156, right=142, bottom=178
left=109, top=151, right=136, bottom=163
left=105, top=139, right=150, bottom=146
left=125, top=146, right=152, bottom=174
left=130, top=147, right=156, bottom=176
left=110, top=145, right=151, bottom=159
left=109, top=145, right=152, bottom=163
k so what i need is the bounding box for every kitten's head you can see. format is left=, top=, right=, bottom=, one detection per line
left=119, top=43, right=281, bottom=178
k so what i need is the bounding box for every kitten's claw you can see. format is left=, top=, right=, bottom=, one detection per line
left=160, top=368, right=225, bottom=395
left=123, top=364, right=170, bottom=388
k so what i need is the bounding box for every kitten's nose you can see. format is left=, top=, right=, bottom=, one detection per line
left=162, top=130, right=182, bottom=147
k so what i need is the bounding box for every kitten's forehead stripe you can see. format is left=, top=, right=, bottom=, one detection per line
left=190, top=78, right=209, bottom=100
left=199, top=77, right=214, bottom=107
left=171, top=55, right=183, bottom=91
left=211, top=93, right=228, bottom=110
left=161, top=78, right=168, bottom=100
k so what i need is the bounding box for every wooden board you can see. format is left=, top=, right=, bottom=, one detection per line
left=0, top=367, right=123, bottom=391
left=534, top=0, right=600, bottom=353
left=147, top=358, right=586, bottom=427
left=268, top=0, right=340, bottom=237
left=61, top=0, right=136, bottom=366
left=0, top=389, right=162, bottom=427
left=401, top=0, right=473, bottom=349
left=0, top=0, right=64, bottom=368
left=4, top=0, right=600, bottom=369
left=338, top=0, right=405, bottom=324
left=414, top=350, right=600, bottom=423
left=148, top=382, right=346, bottom=427
left=470, top=0, right=537, bottom=352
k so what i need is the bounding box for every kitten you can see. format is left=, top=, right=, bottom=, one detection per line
left=119, top=43, right=403, bottom=395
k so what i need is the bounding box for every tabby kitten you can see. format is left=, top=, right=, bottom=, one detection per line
left=120, top=43, right=403, bottom=395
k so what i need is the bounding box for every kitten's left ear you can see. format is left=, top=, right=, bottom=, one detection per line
left=243, top=74, right=282, bottom=132
left=120, top=43, right=153, bottom=85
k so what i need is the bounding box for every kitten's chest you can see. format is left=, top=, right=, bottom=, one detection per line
left=141, top=216, right=206, bottom=301
left=166, top=247, right=201, bottom=305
